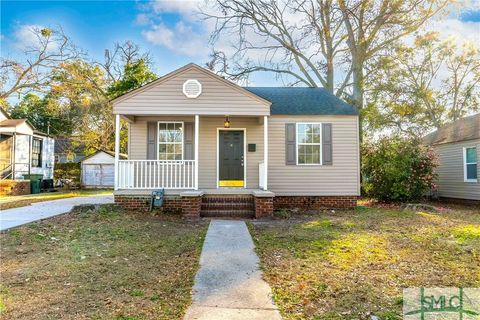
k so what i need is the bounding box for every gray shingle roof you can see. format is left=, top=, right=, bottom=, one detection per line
left=245, top=87, right=358, bottom=115
left=424, top=113, right=480, bottom=145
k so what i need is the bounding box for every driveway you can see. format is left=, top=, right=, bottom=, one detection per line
left=184, top=220, right=282, bottom=320
left=0, top=195, right=114, bottom=231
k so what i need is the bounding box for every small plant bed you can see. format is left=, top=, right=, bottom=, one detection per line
left=0, top=205, right=208, bottom=319
left=0, top=189, right=112, bottom=210
left=248, top=203, right=480, bottom=320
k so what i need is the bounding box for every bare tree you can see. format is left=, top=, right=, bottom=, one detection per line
left=203, top=0, right=348, bottom=92
left=203, top=0, right=451, bottom=116
left=0, top=26, right=81, bottom=101
left=101, top=41, right=153, bottom=83
left=337, top=0, right=450, bottom=112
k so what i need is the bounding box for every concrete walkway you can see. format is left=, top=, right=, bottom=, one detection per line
left=184, top=220, right=282, bottom=320
left=0, top=195, right=114, bottom=231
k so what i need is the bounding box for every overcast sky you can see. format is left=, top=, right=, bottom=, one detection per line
left=1, top=0, right=479, bottom=86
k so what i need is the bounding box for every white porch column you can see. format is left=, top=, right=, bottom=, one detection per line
left=114, top=114, right=120, bottom=191
left=263, top=115, right=268, bottom=191
left=194, top=115, right=199, bottom=190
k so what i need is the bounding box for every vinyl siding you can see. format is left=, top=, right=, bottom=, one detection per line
left=268, top=115, right=360, bottom=196
left=113, top=67, right=270, bottom=116
left=127, top=115, right=360, bottom=195
left=129, top=116, right=264, bottom=189
left=433, top=139, right=480, bottom=200
left=12, top=134, right=54, bottom=179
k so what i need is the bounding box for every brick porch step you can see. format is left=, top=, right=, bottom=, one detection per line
left=201, top=210, right=254, bottom=218
left=200, top=195, right=255, bottom=218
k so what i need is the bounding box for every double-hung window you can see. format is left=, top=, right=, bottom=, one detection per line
left=32, top=138, right=42, bottom=167
left=297, top=123, right=321, bottom=165
left=464, top=147, right=477, bottom=182
left=158, top=122, right=183, bottom=160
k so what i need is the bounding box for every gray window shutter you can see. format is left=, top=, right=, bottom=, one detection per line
left=184, top=122, right=194, bottom=160
left=322, top=123, right=332, bottom=165
left=285, top=123, right=296, bottom=165
left=147, top=122, right=157, bottom=160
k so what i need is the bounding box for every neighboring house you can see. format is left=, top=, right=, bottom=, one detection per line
left=54, top=137, right=86, bottom=163
left=424, top=114, right=479, bottom=201
left=111, top=63, right=360, bottom=217
left=0, top=108, right=55, bottom=180
left=81, top=150, right=126, bottom=188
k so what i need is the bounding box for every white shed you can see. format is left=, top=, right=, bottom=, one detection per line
left=81, top=150, right=126, bottom=188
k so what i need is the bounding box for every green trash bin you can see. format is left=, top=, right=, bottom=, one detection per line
left=23, top=174, right=44, bottom=194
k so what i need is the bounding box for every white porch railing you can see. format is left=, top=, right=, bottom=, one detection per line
left=117, top=160, right=196, bottom=189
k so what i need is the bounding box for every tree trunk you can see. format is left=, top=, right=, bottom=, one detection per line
left=352, top=58, right=364, bottom=142
left=326, top=58, right=334, bottom=93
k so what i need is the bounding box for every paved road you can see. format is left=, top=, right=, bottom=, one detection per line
left=184, top=220, right=282, bottom=320
left=0, top=195, right=114, bottom=231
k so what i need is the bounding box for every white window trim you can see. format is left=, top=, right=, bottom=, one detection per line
left=296, top=122, right=322, bottom=166
left=157, top=121, right=184, bottom=161
left=31, top=137, right=43, bottom=168
left=463, top=146, right=478, bottom=183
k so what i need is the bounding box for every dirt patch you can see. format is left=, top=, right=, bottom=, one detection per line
left=0, top=205, right=208, bottom=320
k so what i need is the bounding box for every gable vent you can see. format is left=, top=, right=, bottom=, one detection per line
left=183, top=79, right=202, bottom=98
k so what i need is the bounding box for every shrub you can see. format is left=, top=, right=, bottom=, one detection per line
left=54, top=162, right=81, bottom=186
left=362, top=136, right=437, bottom=202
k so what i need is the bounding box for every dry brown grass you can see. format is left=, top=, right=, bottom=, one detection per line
left=249, top=202, right=480, bottom=320
left=0, top=205, right=208, bottom=320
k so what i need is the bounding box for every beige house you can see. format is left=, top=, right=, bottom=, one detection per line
left=424, top=114, right=479, bottom=201
left=112, top=64, right=360, bottom=217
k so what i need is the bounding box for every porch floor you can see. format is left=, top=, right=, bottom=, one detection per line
left=113, top=188, right=274, bottom=197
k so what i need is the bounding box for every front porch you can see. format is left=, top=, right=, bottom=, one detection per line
left=113, top=114, right=270, bottom=192
left=112, top=113, right=273, bottom=217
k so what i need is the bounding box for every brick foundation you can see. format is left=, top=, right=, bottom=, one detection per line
left=181, top=196, right=202, bottom=216
left=114, top=194, right=201, bottom=216
left=254, top=196, right=274, bottom=218
left=114, top=194, right=357, bottom=217
left=274, top=196, right=357, bottom=209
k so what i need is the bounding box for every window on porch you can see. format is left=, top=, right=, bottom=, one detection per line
left=158, top=122, right=183, bottom=160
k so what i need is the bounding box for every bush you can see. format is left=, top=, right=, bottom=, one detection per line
left=54, top=162, right=81, bottom=186
left=362, top=136, right=437, bottom=202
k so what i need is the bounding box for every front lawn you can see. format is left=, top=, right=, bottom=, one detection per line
left=249, top=203, right=480, bottom=320
left=0, top=206, right=208, bottom=320
left=0, top=189, right=113, bottom=210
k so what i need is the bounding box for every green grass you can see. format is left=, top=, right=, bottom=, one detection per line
left=0, top=189, right=112, bottom=210
left=249, top=203, right=480, bottom=320
left=0, top=205, right=208, bottom=320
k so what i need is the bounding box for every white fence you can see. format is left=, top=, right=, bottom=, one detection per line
left=117, top=160, right=196, bottom=189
